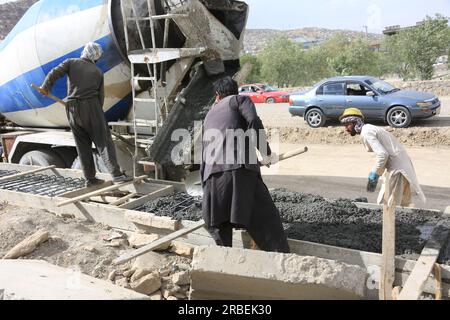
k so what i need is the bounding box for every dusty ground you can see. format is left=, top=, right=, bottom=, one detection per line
left=0, top=203, right=192, bottom=300
left=256, top=97, right=450, bottom=148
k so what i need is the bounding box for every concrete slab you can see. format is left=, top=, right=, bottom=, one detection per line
left=190, top=246, right=367, bottom=300
left=0, top=260, right=149, bottom=300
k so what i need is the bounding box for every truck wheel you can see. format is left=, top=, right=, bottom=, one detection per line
left=71, top=154, right=109, bottom=173
left=52, top=147, right=78, bottom=168
left=305, top=108, right=326, bottom=128
left=386, top=106, right=412, bottom=128
left=19, top=149, right=66, bottom=168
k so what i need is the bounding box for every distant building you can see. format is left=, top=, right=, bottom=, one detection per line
left=383, top=20, right=426, bottom=36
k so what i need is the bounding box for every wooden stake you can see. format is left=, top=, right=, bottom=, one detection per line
left=434, top=263, right=443, bottom=300
left=380, top=173, right=396, bottom=300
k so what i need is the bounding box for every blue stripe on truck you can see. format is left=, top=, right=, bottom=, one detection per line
left=0, top=35, right=127, bottom=116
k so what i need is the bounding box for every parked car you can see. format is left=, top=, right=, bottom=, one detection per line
left=289, top=76, right=441, bottom=128
left=239, top=84, right=290, bottom=104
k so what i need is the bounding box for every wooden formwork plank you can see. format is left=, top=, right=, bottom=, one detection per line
left=57, top=176, right=147, bottom=207
left=0, top=188, right=179, bottom=232
left=119, top=185, right=174, bottom=209
left=110, top=193, right=139, bottom=206
left=398, top=217, right=450, bottom=300
left=0, top=165, right=56, bottom=182
left=113, top=220, right=205, bottom=265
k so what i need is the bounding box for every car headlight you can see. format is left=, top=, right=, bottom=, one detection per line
left=417, top=101, right=433, bottom=108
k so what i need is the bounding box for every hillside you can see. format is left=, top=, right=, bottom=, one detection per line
left=0, top=0, right=38, bottom=41
left=0, top=1, right=384, bottom=54
left=243, top=27, right=383, bottom=54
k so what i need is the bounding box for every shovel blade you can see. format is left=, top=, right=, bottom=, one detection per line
left=185, top=170, right=203, bottom=197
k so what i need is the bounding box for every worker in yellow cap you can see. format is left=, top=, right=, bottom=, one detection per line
left=340, top=108, right=426, bottom=207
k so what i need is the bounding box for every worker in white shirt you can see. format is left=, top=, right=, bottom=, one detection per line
left=339, top=108, right=426, bottom=207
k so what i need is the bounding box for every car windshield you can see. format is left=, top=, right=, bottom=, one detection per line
left=259, top=85, right=277, bottom=92
left=365, top=78, right=400, bottom=94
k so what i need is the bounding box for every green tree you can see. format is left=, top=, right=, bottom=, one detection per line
left=239, top=53, right=262, bottom=83
left=258, top=36, right=305, bottom=87
left=329, top=37, right=384, bottom=76
left=384, top=14, right=450, bottom=80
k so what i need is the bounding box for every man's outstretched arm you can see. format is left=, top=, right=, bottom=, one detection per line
left=41, top=59, right=71, bottom=94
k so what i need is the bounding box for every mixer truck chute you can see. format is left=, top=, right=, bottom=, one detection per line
left=0, top=0, right=249, bottom=179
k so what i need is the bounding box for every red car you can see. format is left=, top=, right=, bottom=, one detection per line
left=238, top=84, right=290, bottom=104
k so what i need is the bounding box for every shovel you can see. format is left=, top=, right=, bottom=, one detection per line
left=185, top=146, right=309, bottom=197
left=31, top=84, right=67, bottom=106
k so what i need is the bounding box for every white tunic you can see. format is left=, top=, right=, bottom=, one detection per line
left=360, top=124, right=426, bottom=204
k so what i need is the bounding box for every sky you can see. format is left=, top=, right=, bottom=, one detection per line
left=244, top=0, right=450, bottom=33
left=0, top=0, right=448, bottom=33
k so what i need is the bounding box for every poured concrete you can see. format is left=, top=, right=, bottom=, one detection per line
left=0, top=260, right=149, bottom=300
left=190, top=246, right=367, bottom=300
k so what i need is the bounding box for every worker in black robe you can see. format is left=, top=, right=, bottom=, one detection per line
left=201, top=76, right=290, bottom=253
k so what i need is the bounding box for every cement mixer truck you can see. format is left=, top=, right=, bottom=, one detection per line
left=0, top=0, right=248, bottom=179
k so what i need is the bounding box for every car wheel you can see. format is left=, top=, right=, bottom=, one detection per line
left=386, top=106, right=411, bottom=128
left=266, top=97, right=276, bottom=104
left=305, top=108, right=326, bottom=128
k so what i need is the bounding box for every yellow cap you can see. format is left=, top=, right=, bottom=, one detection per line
left=339, top=108, right=364, bottom=121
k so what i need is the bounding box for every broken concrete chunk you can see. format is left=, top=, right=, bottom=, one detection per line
left=190, top=246, right=367, bottom=300
left=166, top=296, right=178, bottom=300
left=130, top=273, right=161, bottom=295
left=108, top=270, right=116, bottom=282
left=172, top=271, right=190, bottom=286
left=177, top=263, right=191, bottom=271
left=132, top=252, right=168, bottom=272
left=123, top=269, right=135, bottom=278
left=130, top=268, right=154, bottom=283
left=125, top=211, right=180, bottom=231
left=149, top=290, right=163, bottom=300
left=104, top=239, right=128, bottom=248
left=174, top=291, right=187, bottom=299
left=128, top=233, right=159, bottom=248
left=83, top=245, right=97, bottom=253
left=161, top=283, right=181, bottom=299
left=170, top=241, right=194, bottom=258
left=3, top=230, right=49, bottom=259
left=158, top=267, right=171, bottom=277
left=115, top=277, right=131, bottom=289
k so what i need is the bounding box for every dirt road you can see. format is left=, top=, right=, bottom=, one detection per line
left=261, top=143, right=450, bottom=211
left=256, top=96, right=450, bottom=129
left=256, top=98, right=450, bottom=149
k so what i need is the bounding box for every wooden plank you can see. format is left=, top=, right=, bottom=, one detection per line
left=355, top=202, right=442, bottom=215
left=110, top=193, right=139, bottom=206
left=0, top=165, right=56, bottom=183
left=119, top=185, right=174, bottom=209
left=380, top=174, right=397, bottom=300
left=113, top=220, right=205, bottom=265
left=398, top=220, right=450, bottom=300
left=57, top=175, right=147, bottom=207
left=59, top=181, right=114, bottom=198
